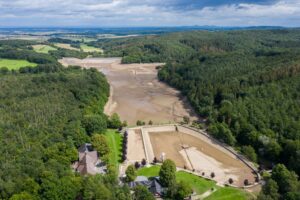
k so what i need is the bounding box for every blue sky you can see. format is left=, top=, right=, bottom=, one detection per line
left=0, top=0, right=299, bottom=27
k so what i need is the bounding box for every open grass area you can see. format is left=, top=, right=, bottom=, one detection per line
left=205, top=187, right=252, bottom=200
left=137, top=166, right=252, bottom=200
left=0, top=59, right=37, bottom=70
left=80, top=44, right=103, bottom=53
left=104, top=129, right=123, bottom=169
left=176, top=171, right=216, bottom=194
left=137, top=165, right=161, bottom=177
left=32, top=44, right=57, bottom=54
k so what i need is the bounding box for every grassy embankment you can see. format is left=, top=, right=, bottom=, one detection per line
left=137, top=166, right=252, bottom=200
left=0, top=59, right=37, bottom=70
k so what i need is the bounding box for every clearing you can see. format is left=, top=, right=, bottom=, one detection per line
left=0, top=59, right=37, bottom=70
left=137, top=166, right=252, bottom=200
left=59, top=57, right=198, bottom=125
left=80, top=44, right=103, bottom=53
left=32, top=44, right=57, bottom=54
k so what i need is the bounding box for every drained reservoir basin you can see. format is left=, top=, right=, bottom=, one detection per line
left=60, top=57, right=198, bottom=125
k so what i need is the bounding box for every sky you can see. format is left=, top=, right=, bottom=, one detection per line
left=0, top=0, right=299, bottom=27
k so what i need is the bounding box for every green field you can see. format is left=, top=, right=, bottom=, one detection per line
left=104, top=129, right=123, bottom=169
left=137, top=165, right=161, bottom=177
left=0, top=59, right=37, bottom=70
left=176, top=171, right=216, bottom=194
left=32, top=44, right=57, bottom=54
left=137, top=166, right=251, bottom=200
left=80, top=44, right=103, bottom=53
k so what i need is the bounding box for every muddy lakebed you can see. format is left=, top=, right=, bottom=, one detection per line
left=60, top=57, right=198, bottom=125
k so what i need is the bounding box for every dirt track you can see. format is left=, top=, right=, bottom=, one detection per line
left=59, top=57, right=198, bottom=125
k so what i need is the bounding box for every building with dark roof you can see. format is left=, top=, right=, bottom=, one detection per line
left=72, top=143, right=106, bottom=175
left=128, top=176, right=164, bottom=198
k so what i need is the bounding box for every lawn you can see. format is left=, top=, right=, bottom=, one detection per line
left=80, top=44, right=103, bottom=53
left=205, top=187, right=251, bottom=200
left=0, top=59, right=37, bottom=70
left=176, top=171, right=216, bottom=194
left=104, top=129, right=123, bottom=169
left=137, top=165, right=160, bottom=177
left=32, top=44, right=57, bottom=54
left=137, top=166, right=252, bottom=200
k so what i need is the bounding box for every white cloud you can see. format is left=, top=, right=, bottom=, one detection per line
left=0, top=0, right=299, bottom=26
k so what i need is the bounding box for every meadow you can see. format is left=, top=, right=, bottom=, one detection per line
left=0, top=59, right=37, bottom=70
left=80, top=44, right=103, bottom=53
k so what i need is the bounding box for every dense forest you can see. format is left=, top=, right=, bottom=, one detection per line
left=92, top=29, right=300, bottom=199
left=0, top=41, right=132, bottom=199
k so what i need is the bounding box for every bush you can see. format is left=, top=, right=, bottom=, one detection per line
left=125, top=165, right=136, bottom=182
left=175, top=181, right=193, bottom=200
left=141, top=159, right=147, bottom=166
left=211, top=172, right=215, bottom=178
left=108, top=113, right=122, bottom=129
left=135, top=162, right=141, bottom=169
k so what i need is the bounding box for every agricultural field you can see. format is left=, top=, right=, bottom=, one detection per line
left=54, top=43, right=80, bottom=51
left=80, top=44, right=103, bottom=53
left=0, top=59, right=37, bottom=70
left=104, top=129, right=123, bottom=169
left=32, top=44, right=57, bottom=54
left=137, top=166, right=252, bottom=200
left=60, top=36, right=98, bottom=42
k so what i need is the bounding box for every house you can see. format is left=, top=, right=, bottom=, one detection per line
left=72, top=143, right=106, bottom=175
left=128, top=176, right=164, bottom=198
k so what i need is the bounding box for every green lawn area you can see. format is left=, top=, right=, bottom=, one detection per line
left=137, top=165, right=161, bottom=177
left=80, top=44, right=103, bottom=53
left=176, top=171, right=216, bottom=194
left=137, top=166, right=252, bottom=200
left=104, top=129, right=123, bottom=169
left=0, top=59, right=37, bottom=70
left=32, top=44, right=57, bottom=54
left=205, top=187, right=251, bottom=200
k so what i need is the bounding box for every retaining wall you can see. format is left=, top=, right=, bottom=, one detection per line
left=127, top=124, right=261, bottom=188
